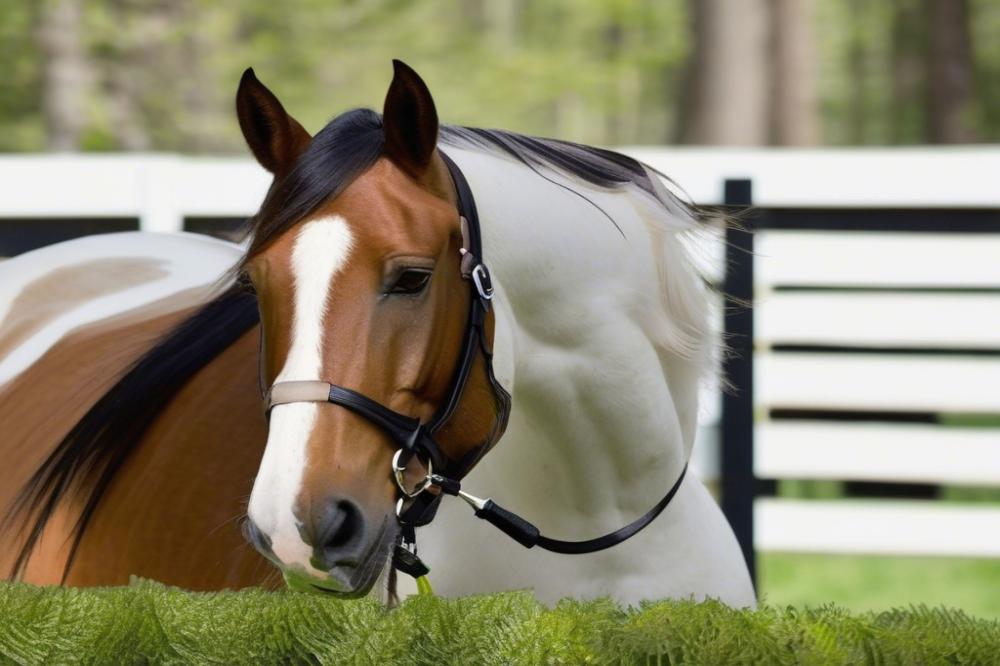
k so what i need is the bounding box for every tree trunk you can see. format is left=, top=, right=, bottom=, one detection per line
left=678, top=0, right=770, bottom=145
left=485, top=0, right=518, bottom=52
left=890, top=0, right=924, bottom=144
left=102, top=0, right=150, bottom=151
left=927, top=0, right=976, bottom=143
left=769, top=0, right=819, bottom=145
left=604, top=15, right=641, bottom=145
left=846, top=0, right=869, bottom=144
left=173, top=0, right=219, bottom=152
left=37, top=0, right=88, bottom=151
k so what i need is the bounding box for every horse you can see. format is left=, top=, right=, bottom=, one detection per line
left=0, top=60, right=755, bottom=607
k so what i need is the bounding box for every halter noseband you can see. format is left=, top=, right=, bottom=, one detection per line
left=264, top=152, right=686, bottom=581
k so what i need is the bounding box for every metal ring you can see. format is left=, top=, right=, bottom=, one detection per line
left=472, top=264, right=494, bottom=300
left=392, top=448, right=433, bottom=498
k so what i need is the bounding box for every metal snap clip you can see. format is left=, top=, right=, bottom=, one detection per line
left=392, top=448, right=434, bottom=498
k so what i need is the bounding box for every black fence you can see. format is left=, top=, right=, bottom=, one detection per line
left=0, top=218, right=247, bottom=258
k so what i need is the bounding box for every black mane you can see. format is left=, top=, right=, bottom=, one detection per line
left=441, top=125, right=660, bottom=199
left=5, top=109, right=682, bottom=580
left=246, top=109, right=669, bottom=261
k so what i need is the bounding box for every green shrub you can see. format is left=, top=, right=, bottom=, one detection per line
left=1, top=579, right=998, bottom=664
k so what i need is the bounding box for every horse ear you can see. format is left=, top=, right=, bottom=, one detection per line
left=236, top=68, right=311, bottom=174
left=382, top=60, right=439, bottom=177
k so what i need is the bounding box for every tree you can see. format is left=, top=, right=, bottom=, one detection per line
left=769, top=0, right=819, bottom=145
left=37, top=0, right=89, bottom=150
left=678, top=0, right=770, bottom=145
left=890, top=0, right=925, bottom=144
left=927, top=0, right=976, bottom=142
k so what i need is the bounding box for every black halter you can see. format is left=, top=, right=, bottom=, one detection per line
left=264, top=151, right=687, bottom=580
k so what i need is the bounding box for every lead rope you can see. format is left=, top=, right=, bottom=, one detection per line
left=400, top=463, right=687, bottom=556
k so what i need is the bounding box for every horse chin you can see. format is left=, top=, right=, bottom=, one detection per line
left=281, top=548, right=392, bottom=599
left=282, top=567, right=371, bottom=598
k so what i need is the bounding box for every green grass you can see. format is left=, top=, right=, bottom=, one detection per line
left=761, top=553, right=1000, bottom=619
left=2, top=579, right=1000, bottom=664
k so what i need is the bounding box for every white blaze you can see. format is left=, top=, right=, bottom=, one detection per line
left=248, top=216, right=353, bottom=573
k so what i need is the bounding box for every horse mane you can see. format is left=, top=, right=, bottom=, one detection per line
left=245, top=108, right=694, bottom=263
left=440, top=125, right=662, bottom=199
left=5, top=109, right=697, bottom=581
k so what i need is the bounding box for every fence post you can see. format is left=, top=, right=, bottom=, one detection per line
left=721, top=178, right=756, bottom=587
left=139, top=156, right=184, bottom=234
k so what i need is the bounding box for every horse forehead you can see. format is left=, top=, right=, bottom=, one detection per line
left=289, top=215, right=355, bottom=268
left=253, top=213, right=358, bottom=283
left=330, top=160, right=458, bottom=248
left=266, top=215, right=355, bottom=380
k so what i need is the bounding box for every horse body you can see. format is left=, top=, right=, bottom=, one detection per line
left=1, top=62, right=754, bottom=607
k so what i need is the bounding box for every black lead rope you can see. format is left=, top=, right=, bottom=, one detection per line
left=426, top=463, right=689, bottom=554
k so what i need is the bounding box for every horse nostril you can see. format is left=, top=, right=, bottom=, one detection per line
left=299, top=496, right=368, bottom=571
left=322, top=500, right=361, bottom=549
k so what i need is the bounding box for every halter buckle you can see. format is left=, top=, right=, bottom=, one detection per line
left=395, top=496, right=408, bottom=520
left=392, top=449, right=434, bottom=498
left=472, top=263, right=494, bottom=301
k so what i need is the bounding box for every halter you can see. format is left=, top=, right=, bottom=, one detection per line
left=265, top=151, right=687, bottom=581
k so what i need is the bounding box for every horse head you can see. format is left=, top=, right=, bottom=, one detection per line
left=238, top=61, right=506, bottom=596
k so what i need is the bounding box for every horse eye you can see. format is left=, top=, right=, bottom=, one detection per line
left=389, top=268, right=432, bottom=295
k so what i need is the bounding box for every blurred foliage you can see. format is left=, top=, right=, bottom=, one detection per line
left=1, top=0, right=998, bottom=152
left=777, top=479, right=845, bottom=500
left=1, top=0, right=691, bottom=151
left=0, top=0, right=45, bottom=149
left=762, top=552, right=1000, bottom=619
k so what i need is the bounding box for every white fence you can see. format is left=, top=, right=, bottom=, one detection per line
left=0, top=154, right=270, bottom=233
left=2, top=147, right=999, bottom=231
left=2, top=148, right=999, bottom=560
left=749, top=231, right=1000, bottom=558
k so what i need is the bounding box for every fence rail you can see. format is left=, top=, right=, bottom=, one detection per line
left=3, top=147, right=999, bottom=227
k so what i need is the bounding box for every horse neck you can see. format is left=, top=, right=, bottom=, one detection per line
left=452, top=147, right=707, bottom=528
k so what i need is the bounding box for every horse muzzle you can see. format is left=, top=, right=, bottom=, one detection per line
left=245, top=499, right=395, bottom=597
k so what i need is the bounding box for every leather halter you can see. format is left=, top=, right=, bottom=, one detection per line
left=264, top=151, right=687, bottom=580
